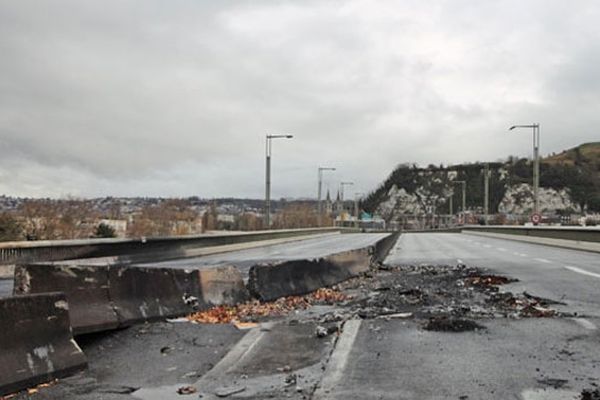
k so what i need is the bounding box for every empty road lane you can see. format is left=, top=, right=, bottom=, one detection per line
left=386, top=232, right=600, bottom=317
left=137, top=232, right=389, bottom=272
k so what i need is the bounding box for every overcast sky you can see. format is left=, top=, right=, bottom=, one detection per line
left=1, top=1, right=599, bottom=199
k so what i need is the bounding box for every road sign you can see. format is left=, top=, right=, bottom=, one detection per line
left=531, top=213, right=541, bottom=224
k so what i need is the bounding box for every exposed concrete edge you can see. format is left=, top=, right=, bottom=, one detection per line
left=247, top=247, right=372, bottom=301
left=462, top=231, right=600, bottom=254
left=372, top=231, right=401, bottom=264
left=312, top=319, right=362, bottom=399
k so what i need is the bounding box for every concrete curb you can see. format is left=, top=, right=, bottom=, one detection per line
left=0, top=293, right=87, bottom=396
left=462, top=231, right=600, bottom=254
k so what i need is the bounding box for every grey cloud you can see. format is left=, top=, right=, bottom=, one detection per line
left=1, top=0, right=599, bottom=198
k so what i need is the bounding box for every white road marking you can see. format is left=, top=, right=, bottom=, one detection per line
left=457, top=259, right=464, bottom=264
left=483, top=244, right=492, bottom=248
left=497, top=247, right=507, bottom=252
left=572, top=318, right=597, bottom=331
left=521, top=388, right=580, bottom=400
left=565, top=265, right=600, bottom=279
left=534, top=258, right=551, bottom=264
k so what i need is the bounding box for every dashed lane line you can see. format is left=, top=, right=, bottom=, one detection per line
left=534, top=258, right=552, bottom=264
left=565, top=265, right=600, bottom=279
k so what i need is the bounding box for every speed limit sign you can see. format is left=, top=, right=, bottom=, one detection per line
left=531, top=213, right=541, bottom=224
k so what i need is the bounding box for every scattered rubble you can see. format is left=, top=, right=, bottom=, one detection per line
left=187, top=288, right=349, bottom=324
left=582, top=389, right=600, bottom=400
left=188, top=263, right=565, bottom=332
left=423, top=316, right=486, bottom=332
left=335, top=264, right=566, bottom=325
left=176, top=386, right=197, bottom=395
left=315, top=325, right=328, bottom=338
left=537, top=378, right=569, bottom=389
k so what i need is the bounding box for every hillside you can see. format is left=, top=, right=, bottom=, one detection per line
left=363, top=143, right=600, bottom=221
left=544, top=142, right=600, bottom=166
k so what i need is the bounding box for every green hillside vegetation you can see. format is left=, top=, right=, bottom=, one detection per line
left=363, top=143, right=600, bottom=214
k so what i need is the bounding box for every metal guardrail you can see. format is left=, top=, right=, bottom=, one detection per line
left=461, top=225, right=600, bottom=243
left=0, top=228, right=341, bottom=265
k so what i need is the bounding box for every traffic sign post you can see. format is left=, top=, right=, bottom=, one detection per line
left=531, top=213, right=541, bottom=225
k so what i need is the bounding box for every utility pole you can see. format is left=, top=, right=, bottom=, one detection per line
left=483, top=164, right=490, bottom=224
left=317, top=167, right=335, bottom=226
left=509, top=124, right=541, bottom=215
left=264, top=134, right=293, bottom=228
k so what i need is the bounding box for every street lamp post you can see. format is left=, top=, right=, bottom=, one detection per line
left=483, top=163, right=490, bottom=224
left=340, top=181, right=354, bottom=203
left=509, top=124, right=540, bottom=215
left=339, top=181, right=354, bottom=223
left=317, top=167, right=336, bottom=226
left=453, top=180, right=466, bottom=224
left=265, top=134, right=293, bottom=228
left=354, top=192, right=364, bottom=229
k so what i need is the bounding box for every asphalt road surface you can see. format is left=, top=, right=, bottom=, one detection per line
left=387, top=232, right=600, bottom=317
left=319, top=233, right=600, bottom=399
left=137, top=233, right=389, bottom=273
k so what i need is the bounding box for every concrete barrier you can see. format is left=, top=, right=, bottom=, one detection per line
left=14, top=264, right=249, bottom=335
left=14, top=264, right=118, bottom=335
left=0, top=293, right=87, bottom=396
left=247, top=247, right=372, bottom=301
left=247, top=233, right=399, bottom=301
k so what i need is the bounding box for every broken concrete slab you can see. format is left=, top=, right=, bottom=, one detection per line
left=0, top=293, right=87, bottom=396
left=14, top=264, right=118, bottom=335
left=247, top=247, right=371, bottom=301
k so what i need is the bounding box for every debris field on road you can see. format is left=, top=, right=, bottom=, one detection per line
left=3, top=261, right=589, bottom=400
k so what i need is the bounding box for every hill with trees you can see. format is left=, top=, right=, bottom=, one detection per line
left=362, top=142, right=600, bottom=221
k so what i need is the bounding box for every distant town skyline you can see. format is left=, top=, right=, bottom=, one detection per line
left=1, top=1, right=599, bottom=199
